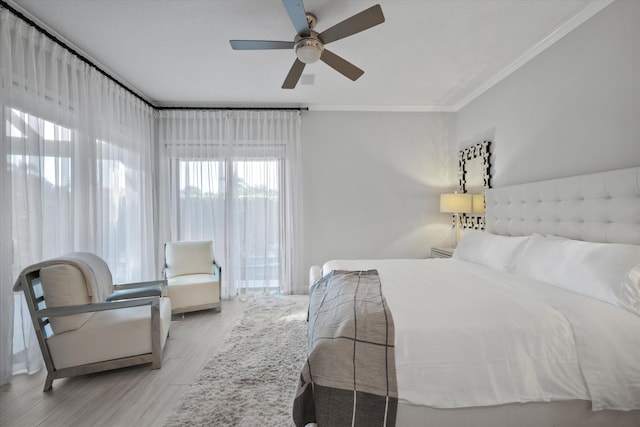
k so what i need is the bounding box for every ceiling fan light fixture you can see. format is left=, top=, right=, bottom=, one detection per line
left=295, top=37, right=323, bottom=64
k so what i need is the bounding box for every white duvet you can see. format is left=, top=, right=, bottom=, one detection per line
left=321, top=258, right=640, bottom=411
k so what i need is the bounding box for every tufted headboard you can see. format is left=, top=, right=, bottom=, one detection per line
left=485, top=166, right=640, bottom=245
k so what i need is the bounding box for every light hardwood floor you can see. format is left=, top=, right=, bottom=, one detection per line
left=0, top=297, right=248, bottom=427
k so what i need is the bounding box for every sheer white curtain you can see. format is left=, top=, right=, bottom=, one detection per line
left=158, top=110, right=304, bottom=299
left=0, top=10, right=157, bottom=384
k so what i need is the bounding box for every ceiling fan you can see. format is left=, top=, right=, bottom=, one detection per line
left=230, top=0, right=385, bottom=89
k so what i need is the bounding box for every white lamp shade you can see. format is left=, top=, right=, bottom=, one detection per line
left=472, top=193, right=485, bottom=214
left=440, top=193, right=473, bottom=213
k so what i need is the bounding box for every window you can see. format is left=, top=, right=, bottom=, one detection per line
left=6, top=108, right=73, bottom=267
left=159, top=109, right=302, bottom=297
left=175, top=158, right=283, bottom=292
left=232, top=159, right=281, bottom=289
left=6, top=108, right=74, bottom=374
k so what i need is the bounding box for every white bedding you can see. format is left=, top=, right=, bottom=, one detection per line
left=320, top=258, right=640, bottom=411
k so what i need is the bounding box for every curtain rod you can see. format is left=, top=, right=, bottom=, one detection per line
left=156, top=106, right=308, bottom=111
left=0, top=0, right=155, bottom=109
left=0, top=1, right=308, bottom=113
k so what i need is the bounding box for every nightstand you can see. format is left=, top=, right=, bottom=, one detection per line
left=431, top=246, right=455, bottom=258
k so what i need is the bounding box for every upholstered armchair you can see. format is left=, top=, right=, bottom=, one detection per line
left=13, top=252, right=172, bottom=392
left=164, top=240, right=222, bottom=315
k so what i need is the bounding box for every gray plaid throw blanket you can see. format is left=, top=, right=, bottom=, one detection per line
left=292, top=270, right=398, bottom=427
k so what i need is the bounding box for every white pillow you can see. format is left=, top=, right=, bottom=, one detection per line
left=620, top=265, right=640, bottom=314
left=453, top=230, right=530, bottom=271
left=165, top=240, right=214, bottom=278
left=40, top=264, right=94, bottom=334
left=514, top=234, right=640, bottom=313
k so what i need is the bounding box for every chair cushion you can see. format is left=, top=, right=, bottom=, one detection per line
left=165, top=241, right=214, bottom=278
left=167, top=274, right=220, bottom=311
left=39, top=264, right=94, bottom=333
left=47, top=297, right=171, bottom=369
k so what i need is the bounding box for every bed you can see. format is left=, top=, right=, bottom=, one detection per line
left=294, top=166, right=640, bottom=427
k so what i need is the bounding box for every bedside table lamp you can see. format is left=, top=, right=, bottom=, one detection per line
left=472, top=193, right=485, bottom=214
left=440, top=193, right=473, bottom=245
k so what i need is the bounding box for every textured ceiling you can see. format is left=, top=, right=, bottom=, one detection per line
left=8, top=0, right=612, bottom=111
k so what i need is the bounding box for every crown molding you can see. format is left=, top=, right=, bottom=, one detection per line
left=452, top=0, right=615, bottom=112
left=307, top=104, right=457, bottom=113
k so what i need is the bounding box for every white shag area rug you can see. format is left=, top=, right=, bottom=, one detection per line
left=164, top=295, right=308, bottom=427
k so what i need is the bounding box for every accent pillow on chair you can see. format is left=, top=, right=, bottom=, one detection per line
left=39, top=264, right=94, bottom=333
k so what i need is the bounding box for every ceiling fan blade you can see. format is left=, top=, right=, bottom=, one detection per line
left=282, top=0, right=310, bottom=36
left=319, top=4, right=385, bottom=45
left=282, top=59, right=306, bottom=89
left=320, top=49, right=364, bottom=81
left=230, top=40, right=294, bottom=50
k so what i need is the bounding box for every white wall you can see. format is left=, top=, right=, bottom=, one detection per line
left=457, top=0, right=640, bottom=187
left=302, top=111, right=457, bottom=275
